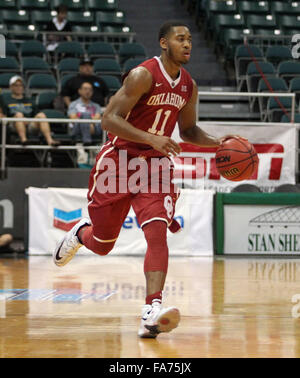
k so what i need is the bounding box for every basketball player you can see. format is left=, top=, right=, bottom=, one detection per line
left=53, top=21, right=225, bottom=338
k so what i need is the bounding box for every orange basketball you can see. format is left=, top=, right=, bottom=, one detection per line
left=215, top=137, right=259, bottom=181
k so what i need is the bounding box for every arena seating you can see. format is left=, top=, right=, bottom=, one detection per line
left=1, top=0, right=300, bottom=168
left=189, top=0, right=300, bottom=123
left=0, top=0, right=150, bottom=168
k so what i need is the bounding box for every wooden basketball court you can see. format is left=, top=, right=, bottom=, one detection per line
left=0, top=254, right=300, bottom=358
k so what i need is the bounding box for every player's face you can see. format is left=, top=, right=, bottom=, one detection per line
left=161, top=26, right=192, bottom=65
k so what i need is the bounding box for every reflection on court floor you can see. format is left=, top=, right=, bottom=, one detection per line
left=0, top=255, right=300, bottom=357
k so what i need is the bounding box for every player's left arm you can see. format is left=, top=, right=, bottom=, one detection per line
left=178, top=80, right=221, bottom=147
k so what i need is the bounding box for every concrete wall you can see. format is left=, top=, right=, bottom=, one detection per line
left=0, top=168, right=90, bottom=240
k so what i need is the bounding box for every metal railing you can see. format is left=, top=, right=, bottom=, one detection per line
left=0, top=91, right=298, bottom=177
left=0, top=30, right=136, bottom=46
left=197, top=91, right=296, bottom=122
left=0, top=117, right=105, bottom=175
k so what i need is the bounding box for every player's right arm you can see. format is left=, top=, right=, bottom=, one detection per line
left=101, top=67, right=181, bottom=156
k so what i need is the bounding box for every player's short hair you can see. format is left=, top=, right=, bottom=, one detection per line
left=158, top=21, right=189, bottom=41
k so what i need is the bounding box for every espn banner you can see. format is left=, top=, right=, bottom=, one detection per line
left=26, top=187, right=214, bottom=256
left=172, top=123, right=296, bottom=192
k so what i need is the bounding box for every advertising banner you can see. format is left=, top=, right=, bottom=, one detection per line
left=216, top=193, right=300, bottom=255
left=27, top=187, right=214, bottom=256
left=172, top=123, right=296, bottom=192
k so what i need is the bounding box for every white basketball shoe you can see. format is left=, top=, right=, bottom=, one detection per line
left=138, top=301, right=180, bottom=338
left=53, top=218, right=91, bottom=267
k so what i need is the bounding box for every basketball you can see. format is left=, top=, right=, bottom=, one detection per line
left=215, top=137, right=259, bottom=181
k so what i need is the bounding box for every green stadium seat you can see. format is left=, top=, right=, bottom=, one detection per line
left=50, top=0, right=85, bottom=10
left=93, top=58, right=122, bottom=77
left=123, top=58, right=145, bottom=73
left=0, top=72, right=15, bottom=91
left=72, top=25, right=100, bottom=33
left=7, top=24, right=37, bottom=38
left=102, top=24, right=132, bottom=44
left=27, top=73, right=57, bottom=96
left=35, top=91, right=58, bottom=110
left=266, top=97, right=293, bottom=122
left=0, top=0, right=16, bottom=9
left=67, top=10, right=94, bottom=25
left=102, top=24, right=131, bottom=33
left=281, top=114, right=300, bottom=123
left=289, top=77, right=300, bottom=104
left=22, top=56, right=52, bottom=80
left=59, top=72, right=76, bottom=92
left=234, top=44, right=264, bottom=90
left=258, top=77, right=288, bottom=92
left=0, top=57, right=20, bottom=73
left=5, top=40, right=18, bottom=58
left=278, top=15, right=300, bottom=33
left=95, top=10, right=126, bottom=27
left=246, top=61, right=276, bottom=110
left=257, top=77, right=288, bottom=117
left=271, top=1, right=300, bottom=16
left=118, top=42, right=147, bottom=64
left=278, top=61, right=300, bottom=84
left=87, top=0, right=118, bottom=12
left=212, top=13, right=245, bottom=41
left=2, top=9, right=30, bottom=24
left=237, top=1, right=269, bottom=15
left=87, top=41, right=116, bottom=59
left=20, top=40, right=47, bottom=57
left=54, top=41, right=85, bottom=63
left=206, top=0, right=237, bottom=17
left=246, top=14, right=277, bottom=31
left=220, top=28, right=253, bottom=62
left=41, top=109, right=69, bottom=136
left=265, top=46, right=293, bottom=67
left=101, top=74, right=121, bottom=96
left=30, top=10, right=52, bottom=31
left=289, top=77, right=300, bottom=93
left=56, top=57, right=80, bottom=79
left=19, top=0, right=49, bottom=10
left=204, top=0, right=237, bottom=33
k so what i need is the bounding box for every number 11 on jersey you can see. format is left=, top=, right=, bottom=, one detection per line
left=148, top=109, right=171, bottom=136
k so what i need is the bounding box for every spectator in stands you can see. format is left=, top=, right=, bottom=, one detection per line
left=1, top=76, right=60, bottom=146
left=61, top=58, right=109, bottom=108
left=0, top=97, right=4, bottom=118
left=45, top=4, right=72, bottom=52
left=0, top=233, right=13, bottom=253
left=68, top=81, right=102, bottom=145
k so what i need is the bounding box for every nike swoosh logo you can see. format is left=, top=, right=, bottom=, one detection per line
left=155, top=83, right=163, bottom=87
left=55, top=240, right=64, bottom=260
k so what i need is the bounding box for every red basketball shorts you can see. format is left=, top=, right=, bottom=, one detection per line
left=87, top=142, right=180, bottom=243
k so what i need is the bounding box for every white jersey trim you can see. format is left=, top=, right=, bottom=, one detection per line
left=154, top=56, right=182, bottom=89
left=93, top=235, right=118, bottom=243
left=140, top=217, right=170, bottom=229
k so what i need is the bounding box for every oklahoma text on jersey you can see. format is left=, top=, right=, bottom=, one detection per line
left=147, top=92, right=187, bottom=110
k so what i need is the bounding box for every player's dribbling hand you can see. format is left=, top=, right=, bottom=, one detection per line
left=149, top=135, right=182, bottom=156
left=219, top=135, right=249, bottom=145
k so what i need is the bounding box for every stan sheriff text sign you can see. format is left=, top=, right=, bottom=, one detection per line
left=215, top=193, right=300, bottom=255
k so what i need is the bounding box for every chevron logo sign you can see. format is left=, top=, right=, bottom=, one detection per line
left=53, top=208, right=82, bottom=231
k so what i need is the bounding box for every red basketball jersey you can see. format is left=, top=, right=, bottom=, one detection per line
left=107, top=56, right=194, bottom=157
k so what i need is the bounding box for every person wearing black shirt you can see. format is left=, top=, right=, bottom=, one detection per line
left=45, top=4, right=72, bottom=52
left=61, top=58, right=109, bottom=108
